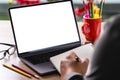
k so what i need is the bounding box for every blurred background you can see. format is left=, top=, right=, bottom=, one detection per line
left=0, top=0, right=120, bottom=21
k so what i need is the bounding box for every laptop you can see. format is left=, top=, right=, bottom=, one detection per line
left=9, top=0, right=81, bottom=75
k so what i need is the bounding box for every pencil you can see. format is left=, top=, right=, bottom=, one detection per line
left=3, top=64, right=32, bottom=78
left=89, top=2, right=93, bottom=18
left=99, top=0, right=105, bottom=17
left=12, top=64, right=40, bottom=79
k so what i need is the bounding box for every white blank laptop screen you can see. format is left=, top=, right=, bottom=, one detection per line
left=10, top=1, right=80, bottom=54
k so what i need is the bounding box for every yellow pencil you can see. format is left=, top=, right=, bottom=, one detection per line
left=3, top=64, right=32, bottom=78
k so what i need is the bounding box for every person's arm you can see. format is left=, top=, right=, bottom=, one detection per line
left=60, top=14, right=120, bottom=80
left=60, top=52, right=89, bottom=80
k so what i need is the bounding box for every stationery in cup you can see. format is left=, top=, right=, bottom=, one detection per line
left=82, top=15, right=102, bottom=44
left=81, top=0, right=104, bottom=44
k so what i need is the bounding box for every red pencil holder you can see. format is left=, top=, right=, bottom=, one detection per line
left=82, top=17, right=102, bottom=44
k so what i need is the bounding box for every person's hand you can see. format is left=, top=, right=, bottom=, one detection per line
left=60, top=51, right=89, bottom=80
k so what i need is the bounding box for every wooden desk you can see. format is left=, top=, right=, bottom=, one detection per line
left=0, top=20, right=85, bottom=80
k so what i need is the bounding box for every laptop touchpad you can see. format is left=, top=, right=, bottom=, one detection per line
left=34, top=62, right=57, bottom=75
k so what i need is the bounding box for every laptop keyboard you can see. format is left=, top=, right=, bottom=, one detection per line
left=24, top=46, right=78, bottom=64
left=25, top=53, right=52, bottom=64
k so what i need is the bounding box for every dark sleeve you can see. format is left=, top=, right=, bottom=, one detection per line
left=64, top=72, right=83, bottom=80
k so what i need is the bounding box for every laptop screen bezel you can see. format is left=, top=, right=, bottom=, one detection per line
left=9, top=0, right=81, bottom=57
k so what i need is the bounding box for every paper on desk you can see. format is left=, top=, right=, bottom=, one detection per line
left=50, top=43, right=94, bottom=73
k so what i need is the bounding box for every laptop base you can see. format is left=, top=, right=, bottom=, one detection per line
left=20, top=58, right=57, bottom=75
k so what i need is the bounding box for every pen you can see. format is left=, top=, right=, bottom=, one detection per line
left=3, top=64, right=32, bottom=78
left=12, top=64, right=40, bottom=79
left=75, top=56, right=80, bottom=62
